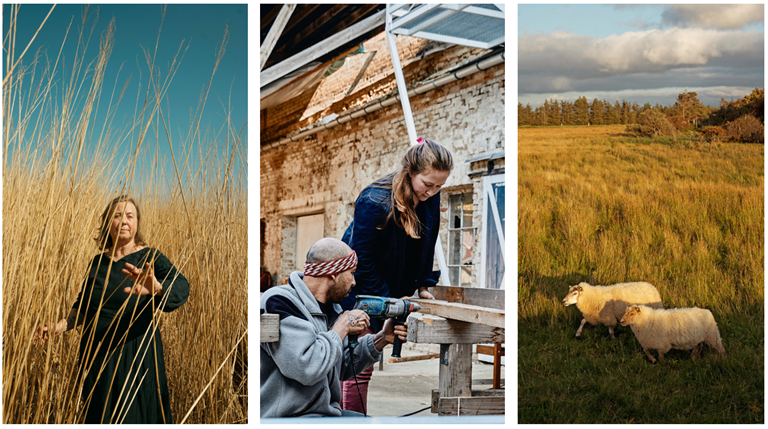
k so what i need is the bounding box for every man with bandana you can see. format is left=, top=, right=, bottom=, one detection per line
left=260, top=238, right=408, bottom=418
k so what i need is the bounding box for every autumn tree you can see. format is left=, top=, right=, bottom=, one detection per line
left=673, top=90, right=708, bottom=128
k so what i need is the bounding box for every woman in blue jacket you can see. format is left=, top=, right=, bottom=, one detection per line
left=340, top=137, right=453, bottom=414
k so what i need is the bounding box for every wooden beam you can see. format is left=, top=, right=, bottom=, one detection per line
left=281, top=4, right=321, bottom=36
left=429, top=286, right=505, bottom=310
left=439, top=343, right=472, bottom=398
left=431, top=389, right=505, bottom=414
left=472, top=389, right=506, bottom=397
left=408, top=313, right=504, bottom=344
left=275, top=4, right=347, bottom=55
left=261, top=9, right=386, bottom=88
left=260, top=313, right=279, bottom=342
left=326, top=4, right=380, bottom=36
left=413, top=299, right=505, bottom=328
left=438, top=396, right=505, bottom=416
left=260, top=4, right=297, bottom=71
left=388, top=353, right=440, bottom=363
left=473, top=378, right=506, bottom=385
left=260, top=5, right=281, bottom=32
left=432, top=388, right=504, bottom=411
left=345, top=51, right=377, bottom=97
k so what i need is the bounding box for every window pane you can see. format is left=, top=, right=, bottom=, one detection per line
left=492, top=183, right=505, bottom=234
left=485, top=207, right=504, bottom=289
left=450, top=194, right=462, bottom=229
left=463, top=192, right=473, bottom=228
left=449, top=267, right=459, bottom=286
left=461, top=266, right=472, bottom=287
left=449, top=230, right=461, bottom=265
left=461, top=229, right=474, bottom=264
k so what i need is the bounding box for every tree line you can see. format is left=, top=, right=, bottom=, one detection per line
left=519, top=88, right=764, bottom=143
left=518, top=97, right=645, bottom=126
left=518, top=89, right=763, bottom=128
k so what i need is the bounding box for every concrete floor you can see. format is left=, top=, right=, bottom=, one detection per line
left=362, top=342, right=505, bottom=417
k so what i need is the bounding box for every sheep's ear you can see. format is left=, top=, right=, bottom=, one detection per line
left=635, top=307, right=641, bottom=313
left=577, top=286, right=583, bottom=292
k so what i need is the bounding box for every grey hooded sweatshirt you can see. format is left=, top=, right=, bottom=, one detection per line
left=260, top=271, right=382, bottom=418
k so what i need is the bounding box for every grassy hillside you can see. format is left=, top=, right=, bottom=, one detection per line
left=518, top=125, right=763, bottom=423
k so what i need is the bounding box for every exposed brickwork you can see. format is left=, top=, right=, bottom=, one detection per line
left=260, top=31, right=505, bottom=286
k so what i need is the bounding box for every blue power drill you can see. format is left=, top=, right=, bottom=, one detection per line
left=348, top=295, right=421, bottom=358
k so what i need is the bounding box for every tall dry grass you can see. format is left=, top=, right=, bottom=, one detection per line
left=3, top=6, right=247, bottom=423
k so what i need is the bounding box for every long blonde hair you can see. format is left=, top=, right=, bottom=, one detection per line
left=370, top=138, right=453, bottom=238
left=95, top=195, right=147, bottom=251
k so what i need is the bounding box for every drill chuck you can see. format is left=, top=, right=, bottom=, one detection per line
left=353, top=295, right=421, bottom=358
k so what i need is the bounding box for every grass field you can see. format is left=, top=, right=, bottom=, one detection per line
left=518, top=125, right=764, bottom=423
left=3, top=8, right=247, bottom=423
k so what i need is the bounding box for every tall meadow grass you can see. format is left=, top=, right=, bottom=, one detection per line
left=519, top=126, right=763, bottom=324
left=3, top=6, right=247, bottom=423
left=518, top=125, right=763, bottom=423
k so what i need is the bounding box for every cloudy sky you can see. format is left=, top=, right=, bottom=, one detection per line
left=518, top=4, right=764, bottom=107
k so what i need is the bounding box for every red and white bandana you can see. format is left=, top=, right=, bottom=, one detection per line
left=303, top=251, right=358, bottom=277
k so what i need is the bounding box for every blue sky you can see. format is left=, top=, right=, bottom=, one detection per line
left=3, top=4, right=247, bottom=194
left=519, top=4, right=764, bottom=107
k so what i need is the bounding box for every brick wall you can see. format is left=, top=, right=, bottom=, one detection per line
left=260, top=32, right=505, bottom=287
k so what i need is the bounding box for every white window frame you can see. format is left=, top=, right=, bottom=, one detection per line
left=447, top=191, right=476, bottom=288
left=479, top=174, right=505, bottom=289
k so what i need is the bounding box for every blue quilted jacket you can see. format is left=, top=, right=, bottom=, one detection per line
left=341, top=185, right=441, bottom=319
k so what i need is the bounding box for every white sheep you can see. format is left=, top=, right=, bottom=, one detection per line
left=620, top=304, right=726, bottom=363
left=562, top=282, right=663, bottom=338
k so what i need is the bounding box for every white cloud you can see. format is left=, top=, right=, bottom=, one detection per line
left=662, top=4, right=764, bottom=29
left=519, top=28, right=764, bottom=95
left=589, top=28, right=762, bottom=72
left=520, top=28, right=763, bottom=74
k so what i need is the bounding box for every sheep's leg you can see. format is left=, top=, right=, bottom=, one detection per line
left=644, top=348, right=657, bottom=363
left=658, top=351, right=665, bottom=361
left=691, top=343, right=704, bottom=360
left=575, top=318, right=587, bottom=338
left=608, top=326, right=615, bottom=338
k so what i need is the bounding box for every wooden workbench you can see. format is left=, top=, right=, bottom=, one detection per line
left=410, top=286, right=505, bottom=416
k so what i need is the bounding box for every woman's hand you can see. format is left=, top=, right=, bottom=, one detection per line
left=418, top=287, right=435, bottom=299
left=122, top=262, right=163, bottom=296
left=34, top=319, right=67, bottom=344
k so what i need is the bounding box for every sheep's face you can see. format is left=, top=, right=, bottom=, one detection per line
left=620, top=305, right=641, bottom=326
left=562, top=285, right=582, bottom=306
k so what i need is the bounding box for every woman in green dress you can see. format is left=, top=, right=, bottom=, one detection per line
left=35, top=196, right=190, bottom=423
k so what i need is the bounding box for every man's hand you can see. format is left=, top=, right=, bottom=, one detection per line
left=332, top=309, right=370, bottom=341
left=381, top=318, right=408, bottom=344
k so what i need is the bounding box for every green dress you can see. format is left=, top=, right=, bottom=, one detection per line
left=72, top=247, right=189, bottom=424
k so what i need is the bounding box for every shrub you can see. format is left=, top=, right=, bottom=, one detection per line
left=701, top=126, right=727, bottom=143
left=726, top=115, right=764, bottom=143
left=626, top=109, right=676, bottom=137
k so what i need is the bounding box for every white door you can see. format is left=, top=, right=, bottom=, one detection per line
left=478, top=174, right=506, bottom=365
left=296, top=213, right=325, bottom=271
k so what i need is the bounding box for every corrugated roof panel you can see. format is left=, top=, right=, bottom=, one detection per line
left=391, top=4, right=504, bottom=49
